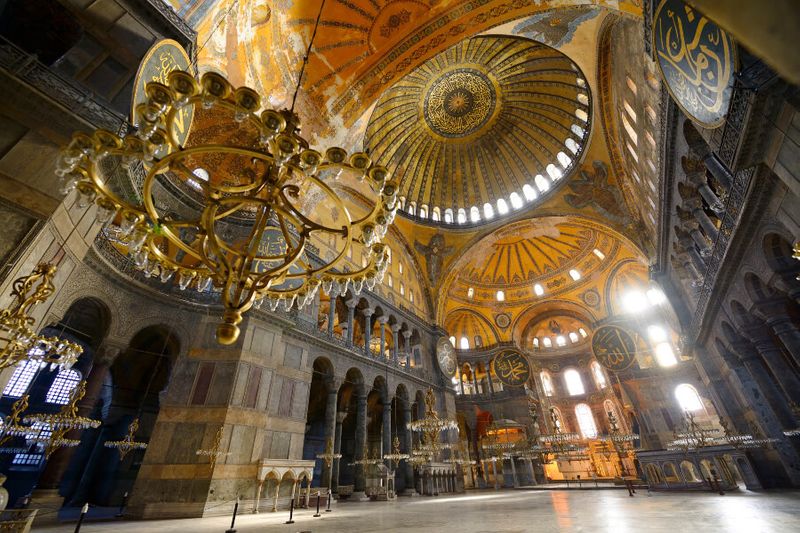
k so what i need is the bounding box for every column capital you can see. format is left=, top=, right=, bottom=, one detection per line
left=377, top=315, right=389, bottom=324
left=345, top=298, right=359, bottom=309
left=402, top=329, right=412, bottom=339
left=361, top=306, right=375, bottom=317
left=95, top=343, right=123, bottom=365
left=391, top=324, right=402, bottom=333
left=337, top=411, right=348, bottom=423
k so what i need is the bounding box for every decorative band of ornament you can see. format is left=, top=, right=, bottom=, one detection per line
left=57, top=69, right=399, bottom=345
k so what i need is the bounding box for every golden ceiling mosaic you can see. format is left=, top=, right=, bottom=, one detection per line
left=364, top=35, right=590, bottom=225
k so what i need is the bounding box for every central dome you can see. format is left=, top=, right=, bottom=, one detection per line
left=364, top=35, right=590, bottom=227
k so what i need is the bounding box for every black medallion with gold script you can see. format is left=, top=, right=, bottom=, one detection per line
left=491, top=351, right=530, bottom=388
left=592, top=325, right=637, bottom=372
left=131, top=39, right=193, bottom=146
left=653, top=0, right=736, bottom=127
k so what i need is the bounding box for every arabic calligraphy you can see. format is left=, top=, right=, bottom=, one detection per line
left=591, top=325, right=637, bottom=372
left=132, top=40, right=193, bottom=145
left=653, top=0, right=735, bottom=127
left=491, top=351, right=530, bottom=388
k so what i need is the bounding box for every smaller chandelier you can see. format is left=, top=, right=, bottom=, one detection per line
left=196, top=425, right=230, bottom=468
left=0, top=263, right=82, bottom=371
left=349, top=448, right=382, bottom=467
left=104, top=417, right=148, bottom=460
left=0, top=395, right=37, bottom=445
left=24, top=381, right=101, bottom=431
left=383, top=436, right=410, bottom=464
left=315, top=436, right=342, bottom=468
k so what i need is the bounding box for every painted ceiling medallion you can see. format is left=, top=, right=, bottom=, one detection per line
left=423, top=68, right=496, bottom=138
left=365, top=35, right=590, bottom=226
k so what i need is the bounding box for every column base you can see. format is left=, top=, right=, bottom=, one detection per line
left=349, top=491, right=370, bottom=501
left=29, top=489, right=64, bottom=526
left=398, top=490, right=418, bottom=497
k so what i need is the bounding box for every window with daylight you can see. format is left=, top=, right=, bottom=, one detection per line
left=565, top=138, right=578, bottom=154
left=398, top=262, right=403, bottom=274
left=564, top=369, right=585, bottom=396
left=540, top=371, right=554, bottom=396
left=497, top=199, right=509, bottom=215
left=546, top=164, right=562, bottom=180
left=3, top=359, right=40, bottom=398
left=419, top=205, right=428, bottom=218
left=675, top=383, right=703, bottom=412
left=535, top=175, right=550, bottom=192
left=45, top=369, right=82, bottom=404
left=543, top=337, right=552, bottom=348
left=470, top=206, right=481, bottom=222
left=432, top=207, right=441, bottom=221
left=444, top=209, right=453, bottom=224
left=533, top=283, right=544, bottom=296
left=557, top=151, right=572, bottom=168
left=467, top=287, right=474, bottom=299
left=483, top=203, right=494, bottom=219
left=387, top=274, right=393, bottom=288
left=457, top=208, right=467, bottom=224
left=593, top=248, right=605, bottom=260
left=579, top=328, right=588, bottom=338
left=591, top=361, right=607, bottom=389
left=409, top=291, right=414, bottom=303
left=556, top=335, right=566, bottom=347
left=522, top=184, right=537, bottom=201
left=509, top=192, right=523, bottom=210
left=474, top=335, right=482, bottom=348
left=496, top=290, right=505, bottom=302
left=569, top=269, right=581, bottom=281
left=533, top=338, right=539, bottom=348
left=569, top=332, right=579, bottom=343
left=459, top=336, right=469, bottom=350
left=399, top=282, right=405, bottom=296
left=449, top=336, right=456, bottom=347
left=575, top=403, right=598, bottom=438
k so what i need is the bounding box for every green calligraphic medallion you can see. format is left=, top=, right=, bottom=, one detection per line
left=653, top=0, right=736, bottom=127
left=592, top=325, right=637, bottom=372
left=131, top=39, right=194, bottom=146
left=491, top=351, right=530, bottom=388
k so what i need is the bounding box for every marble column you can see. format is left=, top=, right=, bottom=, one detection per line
left=362, top=307, right=374, bottom=354
left=510, top=457, right=519, bottom=488
left=403, top=403, right=415, bottom=493
left=332, top=411, right=346, bottom=492
left=748, top=331, right=800, bottom=405
left=485, top=359, right=495, bottom=394
left=378, top=316, right=388, bottom=359
left=757, top=304, right=800, bottom=368
left=383, top=400, right=392, bottom=467
left=677, top=234, right=708, bottom=272
left=391, top=324, right=401, bottom=365
left=731, top=341, right=796, bottom=425
left=345, top=298, right=357, bottom=346
left=686, top=224, right=712, bottom=256
left=322, top=382, right=338, bottom=490
left=353, top=393, right=368, bottom=496
left=327, top=296, right=336, bottom=337
left=472, top=369, right=480, bottom=395
left=457, top=367, right=465, bottom=395
left=690, top=203, right=719, bottom=240
left=402, top=330, right=412, bottom=366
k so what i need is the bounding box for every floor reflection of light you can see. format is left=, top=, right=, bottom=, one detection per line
left=550, top=491, right=572, bottom=529
left=411, top=494, right=508, bottom=505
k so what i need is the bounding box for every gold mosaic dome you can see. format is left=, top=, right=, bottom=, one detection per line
left=364, top=35, right=590, bottom=226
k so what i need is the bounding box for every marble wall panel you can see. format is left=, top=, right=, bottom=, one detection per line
left=231, top=362, right=250, bottom=406
left=165, top=359, right=199, bottom=406
left=283, top=344, right=303, bottom=369
left=256, top=369, right=273, bottom=411
left=206, top=361, right=234, bottom=406
left=268, top=375, right=284, bottom=415
left=290, top=381, right=308, bottom=420
left=270, top=431, right=290, bottom=459
left=166, top=422, right=205, bottom=463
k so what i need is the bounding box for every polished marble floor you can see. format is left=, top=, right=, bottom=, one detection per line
left=38, top=489, right=800, bottom=532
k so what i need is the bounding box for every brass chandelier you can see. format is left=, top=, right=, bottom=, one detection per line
left=56, top=2, right=397, bottom=345
left=0, top=263, right=82, bottom=370
left=408, top=388, right=458, bottom=460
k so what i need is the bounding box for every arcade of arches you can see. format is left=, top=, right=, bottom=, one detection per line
left=0, top=0, right=799, bottom=531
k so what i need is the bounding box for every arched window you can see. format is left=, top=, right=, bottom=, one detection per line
left=569, top=332, right=579, bottom=343
left=591, top=361, right=607, bottom=389
left=575, top=403, right=598, bottom=439
left=556, top=335, right=566, bottom=347
left=483, top=203, right=494, bottom=219
left=419, top=205, right=428, bottom=219
left=655, top=342, right=678, bottom=367
left=535, top=174, right=550, bottom=192
left=522, top=184, right=537, bottom=202
left=449, top=336, right=456, bottom=347
left=578, top=93, right=590, bottom=105
left=45, top=369, right=82, bottom=404
left=407, top=201, right=416, bottom=216
left=457, top=208, right=467, bottom=224
left=496, top=198, right=509, bottom=215
left=409, top=291, right=414, bottom=303
left=579, top=328, right=588, bottom=338
left=604, top=399, right=619, bottom=424
left=565, top=138, right=578, bottom=154
left=432, top=207, right=441, bottom=221
left=444, top=209, right=454, bottom=224
left=564, top=369, right=584, bottom=396
left=533, top=283, right=544, bottom=296
left=459, top=336, right=469, bottom=350
left=675, top=384, right=703, bottom=412
left=387, top=274, right=393, bottom=288
left=509, top=192, right=523, bottom=209
left=399, top=282, right=405, bottom=296
left=569, top=269, right=581, bottom=281
left=496, top=290, right=505, bottom=302
left=3, top=360, right=40, bottom=398
left=574, top=108, right=588, bottom=122
left=540, top=371, right=554, bottom=396
left=557, top=151, right=572, bottom=168
left=467, top=287, right=474, bottom=299
left=470, top=206, right=481, bottom=222
left=474, top=335, right=483, bottom=348
left=533, top=338, right=539, bottom=348
left=546, top=164, right=562, bottom=180
left=571, top=124, right=585, bottom=138
left=543, top=337, right=552, bottom=348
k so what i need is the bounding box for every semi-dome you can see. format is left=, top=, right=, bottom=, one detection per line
left=364, top=35, right=590, bottom=227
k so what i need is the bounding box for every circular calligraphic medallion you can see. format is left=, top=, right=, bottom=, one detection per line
left=423, top=68, right=497, bottom=138
left=491, top=351, right=531, bottom=388
left=652, top=0, right=736, bottom=127
left=591, top=325, right=637, bottom=372
left=435, top=336, right=457, bottom=379
left=131, top=39, right=194, bottom=146
left=494, top=312, right=511, bottom=329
